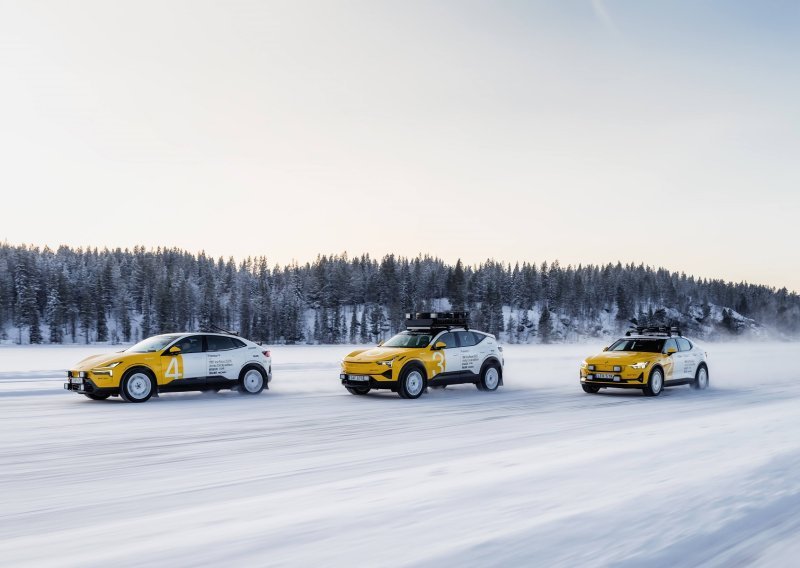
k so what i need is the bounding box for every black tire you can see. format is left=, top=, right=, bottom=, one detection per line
left=239, top=365, right=266, bottom=395
left=397, top=364, right=426, bottom=399
left=691, top=364, right=709, bottom=390
left=345, top=386, right=370, bottom=395
left=119, top=368, right=155, bottom=403
left=84, top=393, right=110, bottom=401
left=582, top=384, right=600, bottom=394
left=477, top=362, right=501, bottom=392
left=643, top=367, right=664, bottom=397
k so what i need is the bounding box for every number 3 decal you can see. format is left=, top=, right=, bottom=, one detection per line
left=432, top=351, right=445, bottom=376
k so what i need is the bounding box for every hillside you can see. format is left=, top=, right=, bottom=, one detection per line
left=1, top=243, right=798, bottom=344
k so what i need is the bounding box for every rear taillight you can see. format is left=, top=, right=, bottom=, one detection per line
left=262, top=350, right=271, bottom=358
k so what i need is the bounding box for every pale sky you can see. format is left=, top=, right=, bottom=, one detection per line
left=1, top=1, right=798, bottom=290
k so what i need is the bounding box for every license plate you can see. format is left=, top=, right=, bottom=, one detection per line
left=595, top=373, right=616, bottom=380
left=70, top=377, right=82, bottom=385
left=348, top=375, right=370, bottom=382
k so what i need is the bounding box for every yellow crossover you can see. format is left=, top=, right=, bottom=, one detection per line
left=340, top=312, right=504, bottom=399
left=64, top=332, right=272, bottom=403
left=580, top=327, right=709, bottom=397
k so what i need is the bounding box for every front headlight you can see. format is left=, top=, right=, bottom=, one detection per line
left=377, top=359, right=394, bottom=367
left=91, top=361, right=122, bottom=376
left=630, top=361, right=649, bottom=369
left=580, top=361, right=588, bottom=369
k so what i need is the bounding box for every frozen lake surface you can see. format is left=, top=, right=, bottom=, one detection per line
left=1, top=341, right=799, bottom=567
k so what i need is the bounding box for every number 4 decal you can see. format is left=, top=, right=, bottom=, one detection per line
left=165, top=357, right=183, bottom=380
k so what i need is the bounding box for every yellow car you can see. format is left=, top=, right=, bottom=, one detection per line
left=64, top=332, right=272, bottom=402
left=340, top=312, right=504, bottom=399
left=580, top=327, right=709, bottom=396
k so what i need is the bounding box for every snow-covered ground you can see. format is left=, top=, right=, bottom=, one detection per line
left=1, top=341, right=799, bottom=567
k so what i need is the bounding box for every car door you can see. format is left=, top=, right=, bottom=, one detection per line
left=456, top=331, right=480, bottom=374
left=204, top=335, right=243, bottom=381
left=161, top=335, right=206, bottom=387
left=662, top=338, right=678, bottom=379
left=677, top=338, right=697, bottom=378
left=433, top=331, right=461, bottom=376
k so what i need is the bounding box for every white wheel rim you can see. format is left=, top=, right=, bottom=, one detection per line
left=127, top=373, right=151, bottom=399
left=651, top=371, right=663, bottom=393
left=406, top=371, right=423, bottom=396
left=244, top=369, right=263, bottom=392
left=484, top=367, right=499, bottom=390
left=699, top=368, right=708, bottom=388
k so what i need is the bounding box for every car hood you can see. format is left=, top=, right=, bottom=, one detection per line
left=73, top=351, right=130, bottom=370
left=585, top=351, right=662, bottom=365
left=344, top=347, right=420, bottom=362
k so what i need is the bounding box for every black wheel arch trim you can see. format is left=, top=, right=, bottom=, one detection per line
left=481, top=357, right=504, bottom=385
left=239, top=363, right=269, bottom=389
left=122, top=365, right=158, bottom=396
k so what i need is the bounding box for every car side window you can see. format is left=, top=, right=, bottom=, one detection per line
left=438, top=332, right=457, bottom=349
left=206, top=335, right=237, bottom=352
left=472, top=332, right=486, bottom=344
left=664, top=339, right=678, bottom=353
left=231, top=338, right=247, bottom=348
left=174, top=335, right=203, bottom=354
left=677, top=338, right=692, bottom=352
left=457, top=331, right=476, bottom=347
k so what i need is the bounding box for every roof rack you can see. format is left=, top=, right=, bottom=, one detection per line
left=405, top=312, right=469, bottom=330
left=625, top=325, right=682, bottom=338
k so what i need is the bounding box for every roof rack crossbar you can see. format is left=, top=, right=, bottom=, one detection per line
left=405, top=311, right=469, bottom=330
left=625, top=325, right=682, bottom=337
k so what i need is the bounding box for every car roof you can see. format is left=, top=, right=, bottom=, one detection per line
left=617, top=335, right=690, bottom=340
left=403, top=327, right=485, bottom=334
left=158, top=332, right=246, bottom=341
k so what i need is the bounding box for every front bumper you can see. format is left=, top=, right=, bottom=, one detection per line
left=64, top=378, right=118, bottom=396
left=340, top=373, right=396, bottom=390
left=580, top=367, right=646, bottom=388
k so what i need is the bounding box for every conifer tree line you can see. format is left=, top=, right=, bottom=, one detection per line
left=0, top=243, right=798, bottom=345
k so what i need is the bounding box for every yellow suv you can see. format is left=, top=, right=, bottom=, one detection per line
left=580, top=327, right=709, bottom=396
left=340, top=312, right=504, bottom=399
left=64, top=332, right=272, bottom=402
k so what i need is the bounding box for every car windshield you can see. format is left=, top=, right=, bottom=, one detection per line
left=382, top=331, right=433, bottom=348
left=125, top=334, right=183, bottom=353
left=608, top=338, right=665, bottom=353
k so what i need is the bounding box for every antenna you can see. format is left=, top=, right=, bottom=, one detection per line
left=209, top=323, right=239, bottom=336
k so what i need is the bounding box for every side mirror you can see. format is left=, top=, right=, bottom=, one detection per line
left=602, top=346, right=609, bottom=352
left=433, top=341, right=447, bottom=350
left=377, top=341, right=383, bottom=347
left=168, top=346, right=182, bottom=355
left=665, top=346, right=678, bottom=355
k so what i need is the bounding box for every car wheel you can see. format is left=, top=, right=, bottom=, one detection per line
left=398, top=365, right=426, bottom=399
left=643, top=367, right=664, bottom=397
left=691, top=365, right=709, bottom=390
left=84, top=393, right=110, bottom=401
left=345, top=386, right=370, bottom=395
left=477, top=363, right=501, bottom=392
left=240, top=366, right=266, bottom=395
left=120, top=369, right=154, bottom=403
left=582, top=384, right=600, bottom=394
